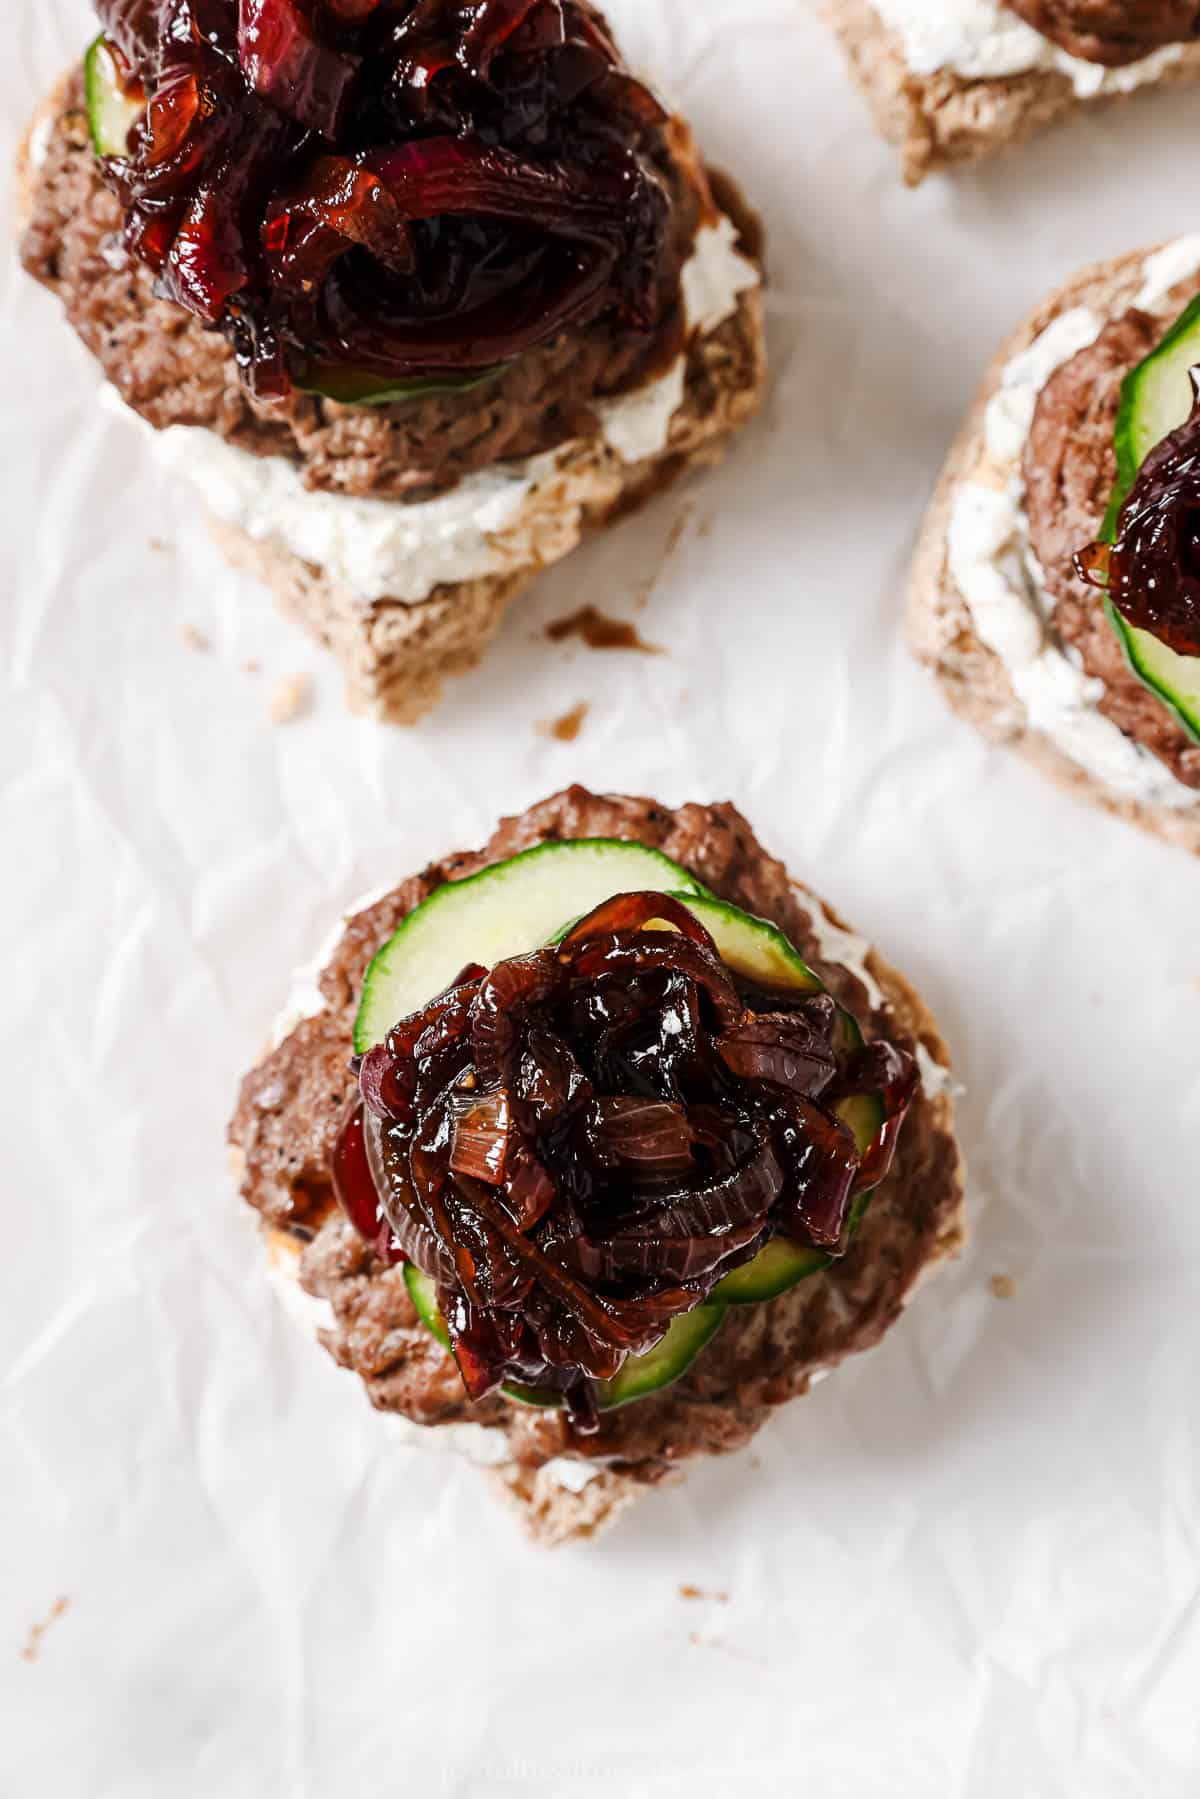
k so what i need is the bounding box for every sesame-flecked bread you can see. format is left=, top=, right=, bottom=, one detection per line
left=908, top=247, right=1200, bottom=855
left=824, top=0, right=1200, bottom=184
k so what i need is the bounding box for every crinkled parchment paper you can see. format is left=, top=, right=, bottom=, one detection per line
left=2, top=2, right=1199, bottom=1793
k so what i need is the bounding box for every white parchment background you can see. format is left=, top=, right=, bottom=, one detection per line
left=3, top=3, right=1200, bottom=1793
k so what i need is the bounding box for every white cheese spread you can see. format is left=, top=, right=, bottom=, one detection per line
left=871, top=0, right=1184, bottom=96
left=946, top=240, right=1200, bottom=810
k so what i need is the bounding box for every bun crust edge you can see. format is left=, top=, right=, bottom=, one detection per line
left=823, top=0, right=1200, bottom=185
left=907, top=246, right=1200, bottom=856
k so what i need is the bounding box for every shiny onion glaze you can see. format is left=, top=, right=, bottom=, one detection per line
left=93, top=0, right=676, bottom=398
left=332, top=891, right=916, bottom=1432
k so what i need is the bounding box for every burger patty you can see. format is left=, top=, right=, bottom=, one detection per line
left=228, top=787, right=963, bottom=1481
left=21, top=77, right=704, bottom=503
left=1023, top=310, right=1200, bottom=791
left=1005, top=0, right=1200, bottom=64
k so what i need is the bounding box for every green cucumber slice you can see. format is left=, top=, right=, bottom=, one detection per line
left=294, top=364, right=507, bottom=406
left=1101, top=295, right=1200, bottom=743
left=354, top=840, right=710, bottom=1055
left=711, top=1237, right=830, bottom=1304
left=84, top=35, right=143, bottom=159
left=550, top=891, right=823, bottom=993
left=1106, top=598, right=1200, bottom=743
left=597, top=1304, right=726, bottom=1410
left=404, top=1262, right=452, bottom=1350
left=1111, top=295, right=1200, bottom=517
left=659, top=892, right=825, bottom=996
left=403, top=1264, right=725, bottom=1412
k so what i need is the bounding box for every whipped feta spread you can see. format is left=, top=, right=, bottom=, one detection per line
left=144, top=217, right=759, bottom=607
left=871, top=0, right=1184, bottom=95
left=946, top=238, right=1200, bottom=811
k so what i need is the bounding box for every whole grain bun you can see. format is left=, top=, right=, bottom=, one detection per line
left=824, top=0, right=1200, bottom=184
left=908, top=247, right=1200, bottom=856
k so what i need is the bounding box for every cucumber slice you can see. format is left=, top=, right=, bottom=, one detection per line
left=1100, top=296, right=1200, bottom=742
left=680, top=892, right=887, bottom=1151
left=551, top=890, right=824, bottom=993
left=294, top=364, right=506, bottom=406
left=1106, top=597, right=1200, bottom=743
left=1111, top=296, right=1200, bottom=515
left=404, top=1262, right=451, bottom=1350
left=661, top=892, right=825, bottom=995
left=84, top=35, right=143, bottom=159
left=597, top=1304, right=726, bottom=1410
left=711, top=1237, right=830, bottom=1304
left=355, top=841, right=710, bottom=1054
left=403, top=1264, right=725, bottom=1411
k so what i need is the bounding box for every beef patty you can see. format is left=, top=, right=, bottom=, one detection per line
left=1023, top=311, right=1200, bottom=790
left=21, top=77, right=704, bottom=503
left=1005, top=0, right=1200, bottom=64
left=228, top=787, right=962, bottom=1482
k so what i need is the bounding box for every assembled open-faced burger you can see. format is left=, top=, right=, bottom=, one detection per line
left=911, top=237, right=1200, bottom=851
left=229, top=788, right=964, bottom=1544
left=19, top=3, right=765, bottom=722
left=827, top=0, right=1200, bottom=185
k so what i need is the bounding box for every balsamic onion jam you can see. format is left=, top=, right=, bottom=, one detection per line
left=93, top=0, right=678, bottom=399
left=1077, top=376, right=1200, bottom=660
left=332, top=892, right=917, bottom=1433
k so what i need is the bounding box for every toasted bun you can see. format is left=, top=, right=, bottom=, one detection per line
left=823, top=0, right=1200, bottom=184
left=211, top=286, right=767, bottom=726
left=908, top=247, right=1200, bottom=856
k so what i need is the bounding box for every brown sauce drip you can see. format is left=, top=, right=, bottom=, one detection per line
left=546, top=605, right=663, bottom=654
left=544, top=703, right=589, bottom=742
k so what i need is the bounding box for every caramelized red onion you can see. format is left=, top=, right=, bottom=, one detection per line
left=94, top=0, right=674, bottom=398
left=333, top=891, right=917, bottom=1430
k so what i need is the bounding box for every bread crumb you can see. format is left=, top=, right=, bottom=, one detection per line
left=179, top=622, right=210, bottom=653
left=539, top=703, right=588, bottom=743
left=989, top=1273, right=1016, bottom=1300
left=19, top=1597, right=69, bottom=1664
left=679, top=1584, right=729, bottom=1603
left=269, top=674, right=312, bottom=723
left=243, top=659, right=262, bottom=676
